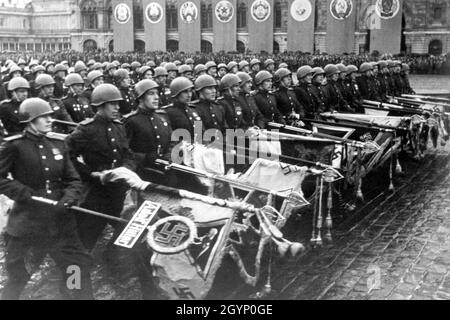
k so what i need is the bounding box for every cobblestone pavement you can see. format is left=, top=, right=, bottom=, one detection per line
left=271, top=145, right=450, bottom=300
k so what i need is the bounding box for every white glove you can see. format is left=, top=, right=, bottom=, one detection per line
left=98, top=167, right=151, bottom=190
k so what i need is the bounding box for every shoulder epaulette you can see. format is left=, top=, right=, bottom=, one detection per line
left=113, top=119, right=123, bottom=124
left=46, top=132, right=68, bottom=141
left=79, top=118, right=95, bottom=126
left=216, top=96, right=225, bottom=102
left=3, top=134, right=24, bottom=142
left=155, top=109, right=168, bottom=115
left=0, top=99, right=12, bottom=105
left=162, top=103, right=174, bottom=109
left=123, top=110, right=138, bottom=119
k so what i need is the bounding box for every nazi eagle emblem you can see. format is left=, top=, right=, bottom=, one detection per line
left=215, top=0, right=234, bottom=23
left=251, top=0, right=271, bottom=23
left=180, top=1, right=199, bottom=24
left=145, top=2, right=164, bottom=24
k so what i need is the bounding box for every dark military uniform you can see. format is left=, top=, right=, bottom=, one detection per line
left=124, top=108, right=173, bottom=169
left=219, top=95, right=247, bottom=130
left=401, top=74, right=415, bottom=95
left=323, top=80, right=353, bottom=113
left=66, top=114, right=136, bottom=251
left=377, top=73, right=390, bottom=101
left=0, top=99, right=25, bottom=137
left=157, top=85, right=170, bottom=107
left=54, top=76, right=65, bottom=99
left=392, top=73, right=404, bottom=97
left=39, top=94, right=74, bottom=133
left=273, top=86, right=305, bottom=120
left=357, top=75, right=379, bottom=101
left=236, top=92, right=266, bottom=129
left=294, top=83, right=319, bottom=119
left=344, top=79, right=364, bottom=113
left=0, top=131, right=93, bottom=300
left=62, top=92, right=95, bottom=123
left=118, top=86, right=136, bottom=116
left=193, top=98, right=228, bottom=132
left=253, top=90, right=286, bottom=125
left=165, top=101, right=202, bottom=140
left=387, top=73, right=399, bottom=97
left=309, top=83, right=328, bottom=117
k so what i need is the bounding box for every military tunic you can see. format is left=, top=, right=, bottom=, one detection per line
left=62, top=92, right=95, bottom=123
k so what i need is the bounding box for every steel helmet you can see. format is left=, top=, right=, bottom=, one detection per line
left=194, top=75, right=217, bottom=91
left=121, top=63, right=131, bottom=70
left=346, top=65, right=359, bottom=75
left=205, top=61, right=217, bottom=70
left=264, top=59, right=275, bottom=68
left=324, top=64, right=340, bottom=77
left=65, top=73, right=85, bottom=87
left=336, top=63, right=347, bottom=74
left=312, top=67, right=325, bottom=78
left=165, top=62, right=178, bottom=72
left=35, top=74, right=56, bottom=90
left=28, top=60, right=39, bottom=69
left=278, top=62, right=288, bottom=69
left=19, top=98, right=54, bottom=123
left=238, top=60, right=249, bottom=70
left=387, top=60, right=396, bottom=68
left=377, top=60, right=388, bottom=69
left=220, top=74, right=241, bottom=91
left=131, top=61, right=142, bottom=69
left=135, top=79, right=159, bottom=99
left=194, top=64, right=207, bottom=75
left=370, top=61, right=379, bottom=69
left=146, top=60, right=157, bottom=68
left=74, top=61, right=87, bottom=73
left=54, top=64, right=68, bottom=74
left=113, top=68, right=130, bottom=83
left=91, top=62, right=103, bottom=71
left=297, top=65, right=314, bottom=79
left=33, top=65, right=46, bottom=74
left=185, top=58, right=195, bottom=65
left=8, top=65, right=22, bottom=76
left=227, top=61, right=238, bottom=71
left=359, top=62, right=373, bottom=73
left=178, top=64, right=192, bottom=74
left=255, top=70, right=273, bottom=86
left=402, top=63, right=410, bottom=71
left=154, top=66, right=169, bottom=77
left=105, top=62, right=117, bottom=72
left=17, top=58, right=27, bottom=66
left=112, top=60, right=121, bottom=67
left=217, top=63, right=227, bottom=71
left=91, top=84, right=123, bottom=107
left=170, top=77, right=194, bottom=98
left=87, top=59, right=96, bottom=67
left=8, top=77, right=30, bottom=91
left=250, top=59, right=261, bottom=68
left=87, top=70, right=104, bottom=85
left=138, top=66, right=153, bottom=76
left=236, top=72, right=252, bottom=85
left=274, top=68, right=292, bottom=81
left=174, top=60, right=181, bottom=66
left=45, top=61, right=55, bottom=69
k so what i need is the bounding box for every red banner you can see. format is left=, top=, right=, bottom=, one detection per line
left=287, top=0, right=316, bottom=52
left=247, top=0, right=274, bottom=53
left=112, top=0, right=135, bottom=52
left=212, top=0, right=237, bottom=52
left=177, top=0, right=201, bottom=52
left=143, top=0, right=167, bottom=51
left=325, top=0, right=356, bottom=54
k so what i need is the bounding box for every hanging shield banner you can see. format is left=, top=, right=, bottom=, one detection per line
left=251, top=0, right=271, bottom=22
left=215, top=0, right=234, bottom=23
left=375, top=0, right=400, bottom=20
left=145, top=2, right=164, bottom=24
left=330, top=0, right=353, bottom=20
left=180, top=1, right=199, bottom=23
left=290, top=0, right=313, bottom=22
left=114, top=3, right=132, bottom=24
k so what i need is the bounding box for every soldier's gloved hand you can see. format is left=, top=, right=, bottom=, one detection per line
left=63, top=199, right=77, bottom=208
left=91, top=171, right=109, bottom=184
left=108, top=167, right=151, bottom=191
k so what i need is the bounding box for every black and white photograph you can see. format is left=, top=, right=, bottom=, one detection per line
left=0, top=0, right=449, bottom=305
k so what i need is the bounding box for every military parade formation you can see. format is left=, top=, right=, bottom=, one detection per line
left=0, top=54, right=448, bottom=300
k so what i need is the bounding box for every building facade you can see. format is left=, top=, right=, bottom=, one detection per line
left=0, top=0, right=449, bottom=54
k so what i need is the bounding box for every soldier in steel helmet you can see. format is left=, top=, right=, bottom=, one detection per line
left=253, top=70, right=285, bottom=126
left=65, top=84, right=136, bottom=254
left=35, top=74, right=74, bottom=133
left=125, top=79, right=174, bottom=179
left=62, top=73, right=95, bottom=123
left=192, top=75, right=228, bottom=136
left=53, top=64, right=69, bottom=99
left=0, top=77, right=30, bottom=137
left=113, top=68, right=136, bottom=116
left=153, top=67, right=171, bottom=107
left=309, top=67, right=328, bottom=118
left=236, top=72, right=265, bottom=130
left=294, top=65, right=318, bottom=120
left=0, top=98, right=93, bottom=300
left=273, top=68, right=305, bottom=125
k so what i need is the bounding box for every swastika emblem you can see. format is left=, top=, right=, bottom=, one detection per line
left=154, top=221, right=190, bottom=247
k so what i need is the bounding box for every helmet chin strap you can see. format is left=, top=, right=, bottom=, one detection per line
left=28, top=121, right=46, bottom=136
